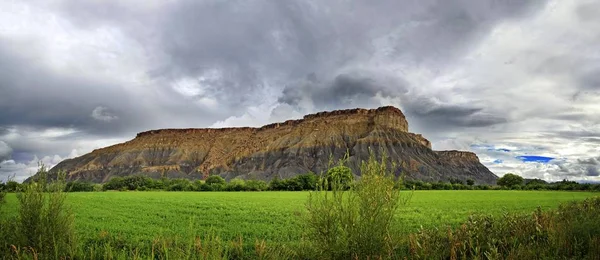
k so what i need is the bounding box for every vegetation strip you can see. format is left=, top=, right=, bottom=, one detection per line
left=1, top=162, right=599, bottom=259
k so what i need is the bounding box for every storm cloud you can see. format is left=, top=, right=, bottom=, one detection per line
left=1, top=0, right=599, bottom=182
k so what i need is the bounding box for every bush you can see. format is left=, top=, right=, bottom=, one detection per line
left=452, top=183, right=468, bottom=190
left=245, top=180, right=268, bottom=191
left=466, top=179, right=475, bottom=186
left=226, top=178, right=247, bottom=191
left=449, top=178, right=464, bottom=185
left=93, top=184, right=103, bottom=192
left=5, top=180, right=21, bottom=192
left=123, top=175, right=154, bottom=190
left=208, top=183, right=225, bottom=191
left=206, top=175, right=226, bottom=186
left=192, top=180, right=205, bottom=191
left=296, top=173, right=318, bottom=190
left=306, top=150, right=410, bottom=259
left=103, top=176, right=125, bottom=191
left=269, top=176, right=285, bottom=191
left=0, top=193, right=4, bottom=205
left=325, top=165, right=354, bottom=190
left=9, top=166, right=76, bottom=259
left=65, top=181, right=95, bottom=192
left=167, top=179, right=193, bottom=191
left=409, top=197, right=600, bottom=259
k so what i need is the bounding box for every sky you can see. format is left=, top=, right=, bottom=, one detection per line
left=1, top=0, right=599, bottom=182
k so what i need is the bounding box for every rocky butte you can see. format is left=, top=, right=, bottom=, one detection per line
left=38, top=106, right=498, bottom=184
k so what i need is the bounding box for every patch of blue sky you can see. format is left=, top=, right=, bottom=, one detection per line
left=516, top=155, right=555, bottom=163
left=493, top=159, right=503, bottom=164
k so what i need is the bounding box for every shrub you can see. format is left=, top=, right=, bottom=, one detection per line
left=64, top=181, right=95, bottom=192
left=167, top=179, right=193, bottom=191
left=325, top=165, right=353, bottom=190
left=245, top=180, right=268, bottom=191
left=103, top=176, right=125, bottom=190
left=209, top=183, right=226, bottom=191
left=306, top=150, right=410, bottom=259
left=0, top=185, right=5, bottom=204
left=452, top=183, right=467, bottom=190
left=269, top=176, right=285, bottom=191
left=421, top=182, right=432, bottom=190
left=466, top=179, right=475, bottom=186
left=206, top=175, right=226, bottom=186
left=449, top=178, right=464, bottom=185
left=226, top=178, right=247, bottom=191
left=296, top=173, right=319, bottom=190
left=93, top=184, right=103, bottom=192
left=11, top=166, right=76, bottom=259
left=199, top=182, right=214, bottom=191
left=409, top=197, right=600, bottom=259
left=5, top=180, right=21, bottom=192
left=192, top=180, right=205, bottom=191
left=123, top=175, right=154, bottom=190
left=282, top=178, right=303, bottom=191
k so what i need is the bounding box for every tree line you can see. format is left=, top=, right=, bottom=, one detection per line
left=1, top=170, right=599, bottom=193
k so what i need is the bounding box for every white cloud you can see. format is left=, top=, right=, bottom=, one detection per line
left=0, top=154, right=62, bottom=183
left=0, top=141, right=12, bottom=160
left=91, top=106, right=118, bottom=122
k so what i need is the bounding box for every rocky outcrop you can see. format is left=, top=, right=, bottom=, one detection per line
left=38, top=106, right=498, bottom=184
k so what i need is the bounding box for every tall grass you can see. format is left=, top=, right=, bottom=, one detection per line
left=305, top=150, right=411, bottom=259
left=1, top=165, right=76, bottom=259
left=408, top=197, right=600, bottom=259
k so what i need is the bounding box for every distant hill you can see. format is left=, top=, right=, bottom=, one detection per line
left=30, top=106, right=498, bottom=184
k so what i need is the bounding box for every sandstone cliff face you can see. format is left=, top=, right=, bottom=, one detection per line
left=43, top=106, right=498, bottom=184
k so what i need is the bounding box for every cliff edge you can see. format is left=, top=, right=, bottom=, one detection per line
left=37, top=106, right=497, bottom=184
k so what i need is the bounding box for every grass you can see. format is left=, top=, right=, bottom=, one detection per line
left=0, top=190, right=595, bottom=251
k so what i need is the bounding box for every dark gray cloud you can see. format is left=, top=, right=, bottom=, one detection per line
left=0, top=36, right=228, bottom=137
left=587, top=167, right=600, bottom=177
left=49, top=0, right=548, bottom=110
left=578, top=157, right=600, bottom=166
left=407, top=98, right=507, bottom=128
left=279, top=72, right=407, bottom=110
left=0, top=39, right=138, bottom=135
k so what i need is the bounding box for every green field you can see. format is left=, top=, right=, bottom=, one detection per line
left=1, top=190, right=597, bottom=248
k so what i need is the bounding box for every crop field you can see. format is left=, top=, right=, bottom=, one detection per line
left=1, top=190, right=596, bottom=250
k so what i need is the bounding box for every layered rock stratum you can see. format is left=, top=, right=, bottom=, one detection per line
left=39, top=106, right=498, bottom=184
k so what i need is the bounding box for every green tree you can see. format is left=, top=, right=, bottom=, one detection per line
left=466, top=179, right=475, bottom=186
left=497, top=173, right=524, bottom=187
left=6, top=180, right=21, bottom=192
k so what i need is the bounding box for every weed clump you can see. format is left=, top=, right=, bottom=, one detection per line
left=305, top=150, right=411, bottom=259
left=409, top=197, right=600, bottom=259
left=1, top=166, right=76, bottom=259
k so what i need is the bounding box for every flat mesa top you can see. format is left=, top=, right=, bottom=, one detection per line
left=136, top=106, right=407, bottom=138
